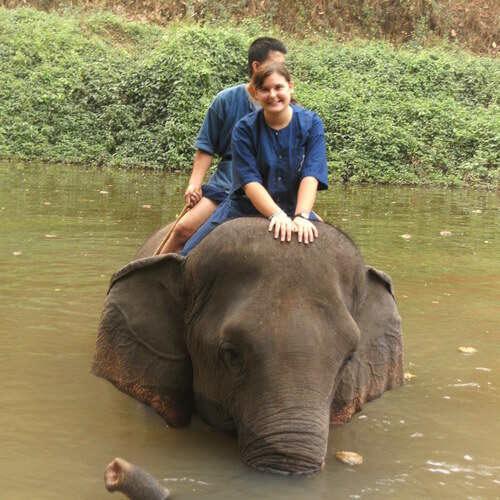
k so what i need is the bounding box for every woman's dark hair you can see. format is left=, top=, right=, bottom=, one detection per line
left=247, top=37, right=286, bottom=77
left=253, top=61, right=291, bottom=89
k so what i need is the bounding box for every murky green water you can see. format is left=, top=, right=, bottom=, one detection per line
left=1, top=162, right=499, bottom=499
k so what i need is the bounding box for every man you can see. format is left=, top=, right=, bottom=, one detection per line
left=160, top=37, right=286, bottom=254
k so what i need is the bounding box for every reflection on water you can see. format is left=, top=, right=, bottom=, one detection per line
left=0, top=163, right=499, bottom=499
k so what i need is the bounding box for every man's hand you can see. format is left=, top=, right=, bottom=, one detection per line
left=184, top=185, right=202, bottom=208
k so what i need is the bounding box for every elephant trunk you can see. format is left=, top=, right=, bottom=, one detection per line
left=104, top=457, right=169, bottom=499
left=238, top=408, right=330, bottom=475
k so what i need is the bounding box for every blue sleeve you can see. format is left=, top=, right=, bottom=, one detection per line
left=231, top=120, right=262, bottom=192
left=300, top=114, right=329, bottom=191
left=194, top=95, right=224, bottom=155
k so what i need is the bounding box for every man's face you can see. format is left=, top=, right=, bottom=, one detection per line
left=251, top=50, right=286, bottom=76
left=265, top=50, right=285, bottom=65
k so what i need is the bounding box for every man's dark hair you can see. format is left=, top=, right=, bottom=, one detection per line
left=247, top=37, right=287, bottom=77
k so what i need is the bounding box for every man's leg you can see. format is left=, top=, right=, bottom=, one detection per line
left=160, top=197, right=217, bottom=254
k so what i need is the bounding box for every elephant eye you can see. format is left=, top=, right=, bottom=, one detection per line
left=220, top=345, right=243, bottom=375
left=341, top=352, right=354, bottom=370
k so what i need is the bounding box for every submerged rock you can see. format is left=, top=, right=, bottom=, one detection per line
left=458, top=346, right=477, bottom=354
left=335, top=451, right=363, bottom=465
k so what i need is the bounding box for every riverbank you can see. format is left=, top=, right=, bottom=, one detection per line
left=0, top=8, right=499, bottom=187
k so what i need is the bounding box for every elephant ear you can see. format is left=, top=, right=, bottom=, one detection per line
left=331, top=265, right=404, bottom=424
left=91, top=254, right=193, bottom=427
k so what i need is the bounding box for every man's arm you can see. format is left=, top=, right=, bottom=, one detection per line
left=185, top=150, right=214, bottom=207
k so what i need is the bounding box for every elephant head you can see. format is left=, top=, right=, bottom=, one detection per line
left=92, top=218, right=403, bottom=474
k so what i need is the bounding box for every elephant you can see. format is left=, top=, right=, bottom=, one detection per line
left=105, top=457, right=169, bottom=499
left=92, top=217, right=403, bottom=475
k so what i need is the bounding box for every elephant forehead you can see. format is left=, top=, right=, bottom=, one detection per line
left=189, top=271, right=350, bottom=347
left=188, top=254, right=336, bottom=316
left=189, top=235, right=333, bottom=285
left=188, top=217, right=362, bottom=275
left=185, top=218, right=366, bottom=315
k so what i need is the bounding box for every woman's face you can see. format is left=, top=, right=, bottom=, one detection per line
left=255, top=72, right=293, bottom=115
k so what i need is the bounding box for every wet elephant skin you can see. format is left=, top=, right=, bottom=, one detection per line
left=92, top=218, right=403, bottom=475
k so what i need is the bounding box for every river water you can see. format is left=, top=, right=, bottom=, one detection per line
left=1, top=163, right=499, bottom=499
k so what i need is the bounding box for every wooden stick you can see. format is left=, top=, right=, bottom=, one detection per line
left=153, top=204, right=190, bottom=256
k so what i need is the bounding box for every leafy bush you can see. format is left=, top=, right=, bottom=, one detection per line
left=0, top=9, right=145, bottom=163
left=289, top=40, right=499, bottom=186
left=0, top=8, right=498, bottom=187
left=118, top=26, right=251, bottom=167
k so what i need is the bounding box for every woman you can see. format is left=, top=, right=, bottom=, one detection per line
left=181, top=62, right=328, bottom=255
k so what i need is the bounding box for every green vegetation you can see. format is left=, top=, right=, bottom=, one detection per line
left=3, top=0, right=498, bottom=57
left=1, top=8, right=499, bottom=187
left=290, top=42, right=499, bottom=186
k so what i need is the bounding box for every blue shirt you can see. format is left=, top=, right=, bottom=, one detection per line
left=195, top=84, right=260, bottom=193
left=181, top=105, right=328, bottom=255
left=231, top=104, right=328, bottom=216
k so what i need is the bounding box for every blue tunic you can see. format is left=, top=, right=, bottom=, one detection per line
left=181, top=105, right=328, bottom=255
left=195, top=84, right=260, bottom=195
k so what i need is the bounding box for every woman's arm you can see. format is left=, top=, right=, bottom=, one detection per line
left=233, top=122, right=295, bottom=242
left=293, top=176, right=319, bottom=244
left=243, top=182, right=295, bottom=242
left=290, top=112, right=329, bottom=244
left=295, top=176, right=319, bottom=216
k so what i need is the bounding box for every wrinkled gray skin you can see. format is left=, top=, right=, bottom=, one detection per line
left=105, top=457, right=168, bottom=499
left=92, top=218, right=403, bottom=475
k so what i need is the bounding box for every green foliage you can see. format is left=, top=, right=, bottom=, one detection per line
left=289, top=40, right=500, bottom=186
left=0, top=8, right=499, bottom=186
left=118, top=25, right=251, bottom=167
left=0, top=8, right=151, bottom=164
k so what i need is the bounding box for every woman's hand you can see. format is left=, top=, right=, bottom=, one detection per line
left=268, top=212, right=294, bottom=242
left=293, top=216, right=318, bottom=244
left=184, top=184, right=202, bottom=208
